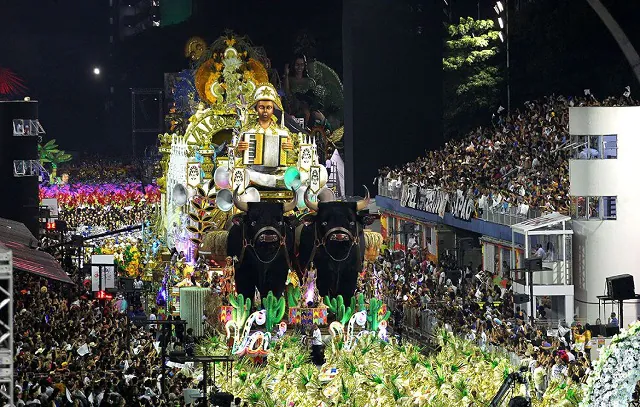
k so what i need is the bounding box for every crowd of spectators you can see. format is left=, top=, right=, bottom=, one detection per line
left=56, top=156, right=150, bottom=185
left=367, top=248, right=610, bottom=400
left=379, top=93, right=639, bottom=215
left=12, top=272, right=242, bottom=406
left=58, top=203, right=156, bottom=235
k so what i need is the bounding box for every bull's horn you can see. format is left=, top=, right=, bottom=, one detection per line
left=232, top=187, right=249, bottom=212
left=304, top=187, right=319, bottom=212
left=356, top=185, right=370, bottom=211
left=283, top=192, right=297, bottom=213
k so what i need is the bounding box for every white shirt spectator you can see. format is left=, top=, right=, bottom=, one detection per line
left=149, top=312, right=157, bottom=330
left=312, top=327, right=323, bottom=346
left=551, top=363, right=567, bottom=381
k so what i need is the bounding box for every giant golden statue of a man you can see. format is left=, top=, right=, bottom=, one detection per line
left=234, top=83, right=299, bottom=189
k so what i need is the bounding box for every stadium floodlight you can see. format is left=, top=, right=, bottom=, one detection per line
left=498, top=32, right=504, bottom=42
left=497, top=1, right=504, bottom=12
left=498, top=17, right=504, bottom=29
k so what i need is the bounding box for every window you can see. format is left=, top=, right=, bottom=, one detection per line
left=603, top=135, right=617, bottom=159
left=571, top=196, right=616, bottom=220
left=602, top=196, right=617, bottom=220
left=572, top=134, right=617, bottom=159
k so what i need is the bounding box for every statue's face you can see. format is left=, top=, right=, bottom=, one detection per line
left=256, top=100, right=274, bottom=122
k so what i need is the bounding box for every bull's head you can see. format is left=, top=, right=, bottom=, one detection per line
left=232, top=188, right=297, bottom=252
left=303, top=186, right=375, bottom=249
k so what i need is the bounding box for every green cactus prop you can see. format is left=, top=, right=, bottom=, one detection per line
left=340, top=296, right=356, bottom=325
left=229, top=293, right=251, bottom=327
left=324, top=295, right=357, bottom=324
left=323, top=295, right=333, bottom=312
left=367, top=298, right=391, bottom=331
left=323, top=295, right=343, bottom=321
left=286, top=286, right=301, bottom=308
left=356, top=293, right=366, bottom=312
left=262, top=291, right=286, bottom=331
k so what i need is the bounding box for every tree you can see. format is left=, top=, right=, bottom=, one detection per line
left=443, top=17, right=503, bottom=139
left=38, top=139, right=72, bottom=183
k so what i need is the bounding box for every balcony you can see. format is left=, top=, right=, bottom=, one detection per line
left=377, top=177, right=542, bottom=227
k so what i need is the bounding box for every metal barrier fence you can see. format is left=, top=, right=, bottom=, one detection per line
left=377, top=177, right=543, bottom=227
left=385, top=297, right=524, bottom=366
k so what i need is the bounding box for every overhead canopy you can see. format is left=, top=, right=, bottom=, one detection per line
left=511, top=212, right=571, bottom=235
left=0, top=218, right=73, bottom=284
left=0, top=217, right=39, bottom=247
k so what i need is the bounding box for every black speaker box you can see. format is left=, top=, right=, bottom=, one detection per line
left=524, top=257, right=542, bottom=271
left=0, top=101, right=40, bottom=237
left=211, top=392, right=234, bottom=407
left=513, top=294, right=530, bottom=304
left=119, top=277, right=135, bottom=292
left=589, top=324, right=605, bottom=336
left=606, top=274, right=635, bottom=300
left=605, top=325, right=620, bottom=337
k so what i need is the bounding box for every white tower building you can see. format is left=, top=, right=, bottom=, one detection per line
left=569, top=107, right=640, bottom=326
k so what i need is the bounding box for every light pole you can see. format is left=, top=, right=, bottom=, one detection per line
left=494, top=1, right=510, bottom=113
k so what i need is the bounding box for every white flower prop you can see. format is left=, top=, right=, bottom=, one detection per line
left=581, top=321, right=640, bottom=407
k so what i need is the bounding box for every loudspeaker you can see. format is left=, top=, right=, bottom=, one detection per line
left=606, top=274, right=635, bottom=300
left=589, top=324, right=606, bottom=336
left=0, top=101, right=40, bottom=237
left=119, top=277, right=135, bottom=292
left=524, top=257, right=542, bottom=271
left=605, top=325, right=620, bottom=337
left=513, top=294, right=530, bottom=304
left=210, top=392, right=234, bottom=407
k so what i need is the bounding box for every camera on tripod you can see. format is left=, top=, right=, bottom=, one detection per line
left=489, top=367, right=531, bottom=407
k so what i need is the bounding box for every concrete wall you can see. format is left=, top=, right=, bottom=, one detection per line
left=569, top=107, right=640, bottom=326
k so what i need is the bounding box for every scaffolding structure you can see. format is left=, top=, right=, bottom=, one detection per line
left=0, top=244, right=13, bottom=405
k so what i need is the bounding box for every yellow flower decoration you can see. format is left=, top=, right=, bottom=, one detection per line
left=247, top=58, right=269, bottom=84
left=204, top=72, right=221, bottom=104
left=195, top=59, right=215, bottom=101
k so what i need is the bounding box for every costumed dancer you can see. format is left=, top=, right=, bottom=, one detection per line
left=221, top=256, right=235, bottom=297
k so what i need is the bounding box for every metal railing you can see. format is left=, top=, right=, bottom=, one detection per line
left=385, top=297, right=522, bottom=365
left=377, top=177, right=542, bottom=227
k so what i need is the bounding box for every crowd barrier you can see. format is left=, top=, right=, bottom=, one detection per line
left=385, top=297, right=524, bottom=365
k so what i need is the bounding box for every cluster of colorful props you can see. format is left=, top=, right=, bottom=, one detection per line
left=40, top=183, right=160, bottom=208
left=92, top=237, right=143, bottom=277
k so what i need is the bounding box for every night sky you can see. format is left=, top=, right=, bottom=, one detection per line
left=1, top=0, right=342, bottom=155
left=2, top=0, right=640, bottom=156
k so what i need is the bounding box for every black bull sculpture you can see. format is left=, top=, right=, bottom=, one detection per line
left=226, top=189, right=297, bottom=301
left=297, top=186, right=375, bottom=300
